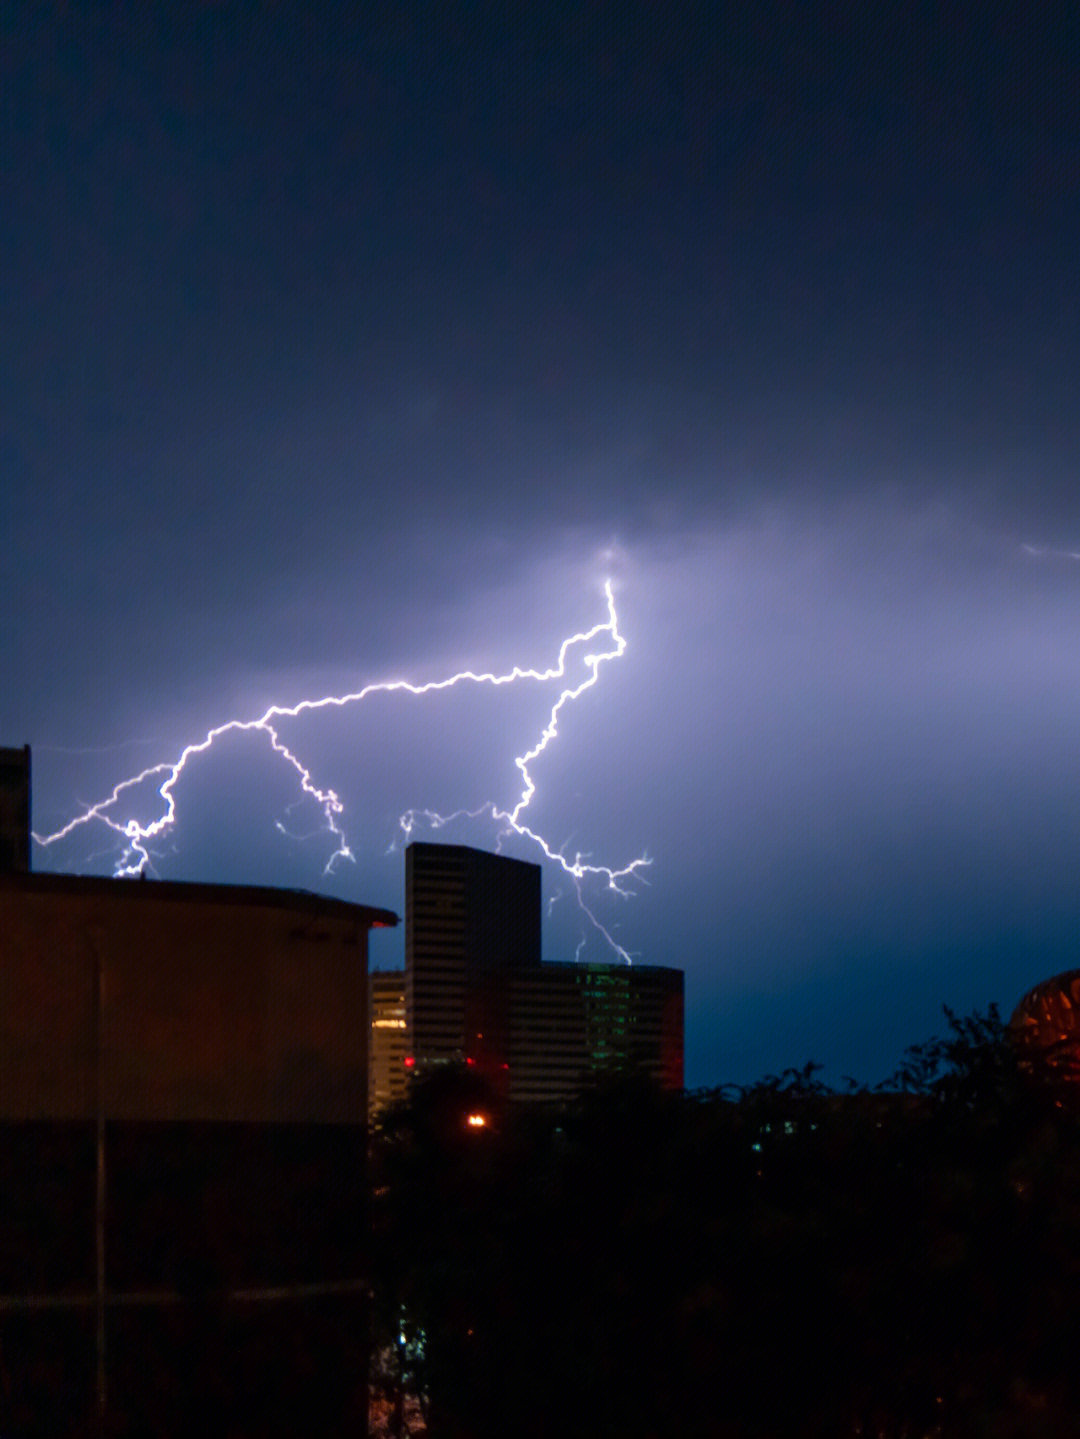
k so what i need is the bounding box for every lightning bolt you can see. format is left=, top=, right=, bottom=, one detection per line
left=33, top=581, right=648, bottom=961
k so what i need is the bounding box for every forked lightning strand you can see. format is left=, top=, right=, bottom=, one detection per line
left=34, top=582, right=648, bottom=961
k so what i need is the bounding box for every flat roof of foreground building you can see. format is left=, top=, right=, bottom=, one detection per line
left=1, top=869, right=398, bottom=929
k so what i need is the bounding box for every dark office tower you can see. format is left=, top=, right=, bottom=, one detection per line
left=405, top=842, right=541, bottom=1077
left=508, top=962, right=684, bottom=1102
left=0, top=745, right=30, bottom=873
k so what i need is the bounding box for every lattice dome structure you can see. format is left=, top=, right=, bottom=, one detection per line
left=1009, top=970, right=1080, bottom=1088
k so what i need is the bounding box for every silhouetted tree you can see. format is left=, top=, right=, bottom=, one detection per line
left=368, top=1014, right=1080, bottom=1437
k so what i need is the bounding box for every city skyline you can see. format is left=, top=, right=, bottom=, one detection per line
left=400, top=839, right=682, bottom=1102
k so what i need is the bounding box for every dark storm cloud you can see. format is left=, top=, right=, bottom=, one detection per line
left=610, top=500, right=1080, bottom=1083
left=28, top=493, right=1080, bottom=1086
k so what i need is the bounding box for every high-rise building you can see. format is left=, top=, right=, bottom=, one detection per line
left=405, top=841, right=540, bottom=1078
left=508, top=961, right=684, bottom=1103
left=403, top=841, right=683, bottom=1104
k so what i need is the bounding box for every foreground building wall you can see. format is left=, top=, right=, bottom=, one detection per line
left=0, top=871, right=396, bottom=1435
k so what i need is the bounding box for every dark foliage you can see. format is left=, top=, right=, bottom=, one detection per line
left=371, top=1013, right=1080, bottom=1437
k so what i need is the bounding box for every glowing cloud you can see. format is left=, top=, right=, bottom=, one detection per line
left=34, top=581, right=648, bottom=961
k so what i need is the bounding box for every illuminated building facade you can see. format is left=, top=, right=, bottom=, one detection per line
left=369, top=968, right=408, bottom=1118
left=404, top=841, right=684, bottom=1105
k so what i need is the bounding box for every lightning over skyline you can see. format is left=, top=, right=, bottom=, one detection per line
left=8, top=0, right=1080, bottom=1088
left=32, top=581, right=648, bottom=962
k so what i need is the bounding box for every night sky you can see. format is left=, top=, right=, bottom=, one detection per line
left=5, top=2, right=1080, bottom=1087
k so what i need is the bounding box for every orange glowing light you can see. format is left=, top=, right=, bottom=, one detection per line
left=466, top=1113, right=487, bottom=1129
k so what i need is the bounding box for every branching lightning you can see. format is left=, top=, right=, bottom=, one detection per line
left=34, top=581, right=648, bottom=961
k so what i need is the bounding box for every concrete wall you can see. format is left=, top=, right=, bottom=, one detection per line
left=0, top=876, right=375, bottom=1123
left=0, top=874, right=395, bottom=1435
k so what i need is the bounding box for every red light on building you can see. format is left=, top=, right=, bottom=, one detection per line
left=403, top=1055, right=416, bottom=1069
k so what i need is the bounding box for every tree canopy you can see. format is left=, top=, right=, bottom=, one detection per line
left=370, top=1011, right=1080, bottom=1437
